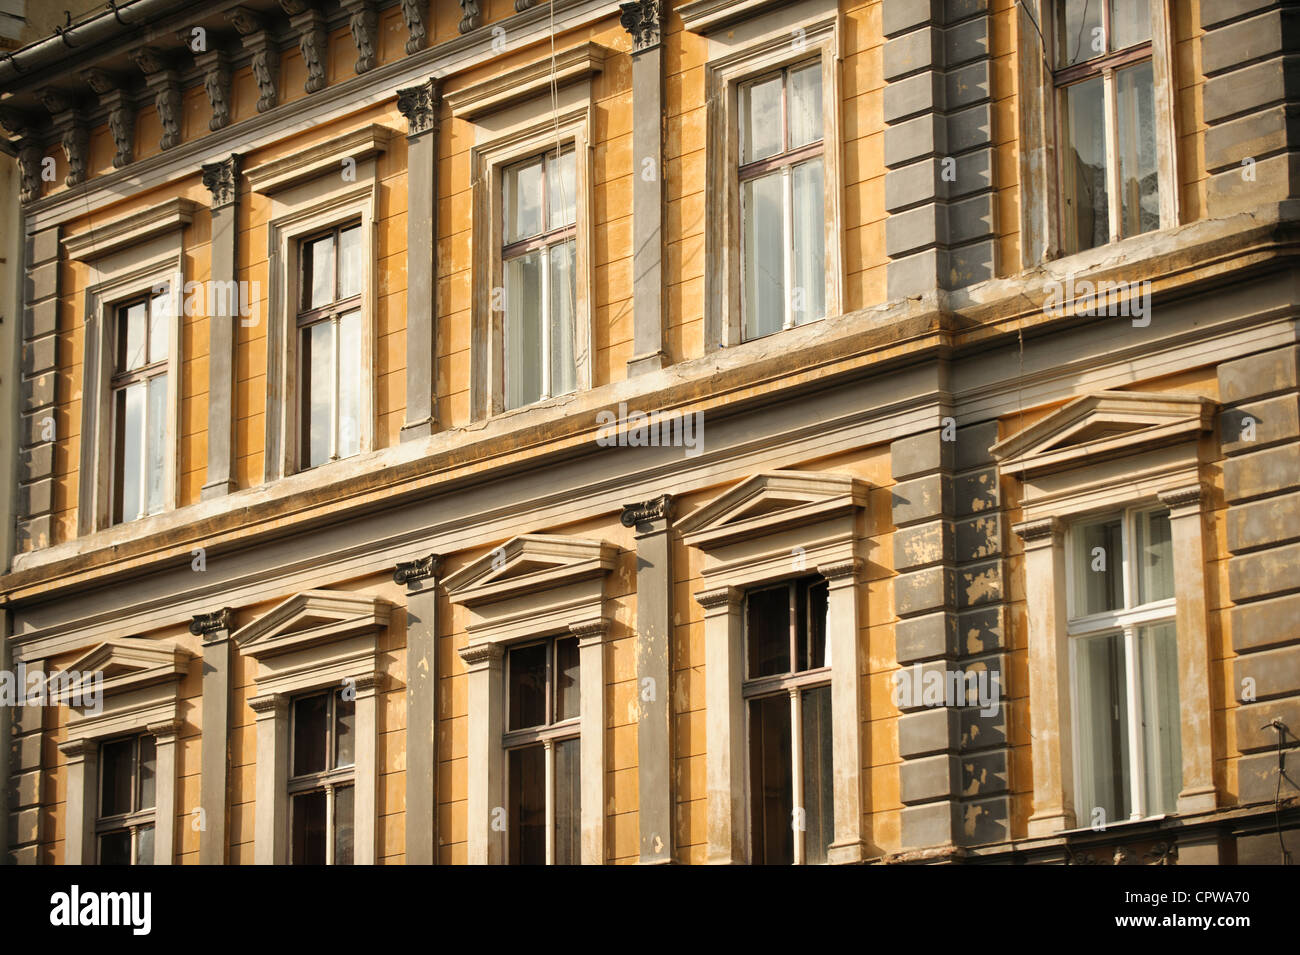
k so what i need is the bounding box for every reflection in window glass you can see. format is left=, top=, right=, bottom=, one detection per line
left=1061, top=77, right=1108, bottom=254
left=1072, top=515, right=1123, bottom=616
left=742, top=172, right=785, bottom=341
left=749, top=693, right=794, bottom=865
left=741, top=73, right=783, bottom=163
left=1075, top=631, right=1131, bottom=822
left=1116, top=61, right=1159, bottom=240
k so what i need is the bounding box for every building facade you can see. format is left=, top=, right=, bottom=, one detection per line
left=0, top=0, right=1297, bottom=865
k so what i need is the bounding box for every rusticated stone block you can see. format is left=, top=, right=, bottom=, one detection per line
left=1229, top=541, right=1300, bottom=602
left=1227, top=490, right=1300, bottom=552
left=891, top=472, right=953, bottom=526
left=1223, top=442, right=1300, bottom=501
left=894, top=520, right=955, bottom=571
left=1231, top=591, right=1300, bottom=653
left=896, top=611, right=960, bottom=663
left=900, top=753, right=960, bottom=804
left=1218, top=345, right=1298, bottom=404
left=1233, top=642, right=1300, bottom=700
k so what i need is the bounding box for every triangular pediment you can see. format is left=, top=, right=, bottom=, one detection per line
left=679, top=471, right=869, bottom=549
left=55, top=639, right=190, bottom=699
left=991, top=392, right=1215, bottom=477
left=445, top=534, right=616, bottom=607
left=234, top=590, right=391, bottom=660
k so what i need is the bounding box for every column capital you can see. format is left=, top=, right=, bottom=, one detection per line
left=619, top=0, right=663, bottom=54
left=190, top=607, right=234, bottom=639
left=396, top=77, right=440, bottom=138
left=147, top=719, right=183, bottom=741
left=1013, top=516, right=1065, bottom=546
left=1158, top=483, right=1206, bottom=513
left=248, top=693, right=288, bottom=718
left=458, top=641, right=505, bottom=671
left=394, top=553, right=439, bottom=586
left=817, top=557, right=862, bottom=582
left=621, top=494, right=673, bottom=531
left=695, top=585, right=742, bottom=612
left=200, top=154, right=241, bottom=209
left=58, top=737, right=97, bottom=760
left=569, top=618, right=609, bottom=647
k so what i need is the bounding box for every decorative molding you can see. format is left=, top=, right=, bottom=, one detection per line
left=1158, top=484, right=1205, bottom=510
left=56, top=640, right=191, bottom=702
left=17, top=138, right=42, bottom=202
left=817, top=558, right=862, bottom=581
left=458, top=0, right=482, bottom=34
left=189, top=607, right=234, bottom=636
left=58, top=738, right=97, bottom=758
left=129, top=48, right=183, bottom=150
left=146, top=719, right=183, bottom=740
left=56, top=113, right=89, bottom=187
left=568, top=618, right=608, bottom=642
left=679, top=0, right=801, bottom=34
left=247, top=693, right=287, bottom=715
left=458, top=642, right=504, bottom=667
left=400, top=0, right=428, bottom=54
left=103, top=90, right=135, bottom=168
left=352, top=671, right=385, bottom=692
left=1013, top=517, right=1064, bottom=543
left=677, top=470, right=869, bottom=550
left=695, top=585, right=741, bottom=610
left=445, top=42, right=608, bottom=120
left=243, top=123, right=391, bottom=194
left=201, top=155, right=241, bottom=209
left=620, top=494, right=673, bottom=528
left=396, top=77, right=439, bottom=138
left=342, top=0, right=379, bottom=74
left=197, top=50, right=232, bottom=132
left=516, top=0, right=539, bottom=9
left=286, top=6, right=329, bottom=94
left=618, top=0, right=662, bottom=53
left=233, top=589, right=391, bottom=656
left=393, top=553, right=439, bottom=585
left=62, top=197, right=197, bottom=263
left=227, top=8, right=280, bottom=113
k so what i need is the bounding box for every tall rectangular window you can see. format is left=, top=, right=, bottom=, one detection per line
left=298, top=222, right=363, bottom=470
left=744, top=576, right=833, bottom=864
left=502, top=149, right=577, bottom=410
left=111, top=290, right=170, bottom=525
left=96, top=734, right=156, bottom=864
left=1068, top=505, right=1181, bottom=823
left=289, top=689, right=355, bottom=865
left=1055, top=0, right=1160, bottom=253
left=739, top=61, right=826, bottom=341
left=504, top=635, right=581, bottom=864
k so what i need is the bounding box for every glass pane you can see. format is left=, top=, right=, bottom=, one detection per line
left=1110, top=0, right=1151, bottom=49
left=1072, top=515, right=1123, bottom=616
left=547, top=150, right=576, bottom=231
left=148, top=290, right=171, bottom=366
left=337, top=310, right=362, bottom=459
left=548, top=239, right=577, bottom=398
left=508, top=641, right=548, bottom=730
left=1135, top=508, right=1174, bottom=604
left=1116, top=60, right=1159, bottom=239
left=134, top=824, right=154, bottom=865
left=787, top=63, right=823, bottom=149
left=505, top=157, right=544, bottom=243
left=99, top=829, right=131, bottom=865
left=303, top=233, right=335, bottom=310
left=1139, top=622, right=1181, bottom=815
left=747, top=584, right=791, bottom=678
left=113, top=382, right=145, bottom=524
left=291, top=790, right=327, bottom=865
left=1060, top=76, right=1109, bottom=253
left=554, top=737, right=581, bottom=865
left=1075, top=632, right=1131, bottom=823
left=555, top=635, right=581, bottom=723
left=137, top=735, right=156, bottom=810
left=505, top=250, right=543, bottom=410
left=791, top=158, right=826, bottom=325
left=741, top=73, right=783, bottom=163
left=508, top=744, right=546, bottom=864
left=1056, top=0, right=1104, bottom=67
left=300, top=321, right=334, bottom=469
left=333, top=785, right=355, bottom=865
left=335, top=694, right=355, bottom=769
left=801, top=685, right=834, bottom=864
left=742, top=171, right=785, bottom=341
left=798, top=578, right=829, bottom=671
left=145, top=374, right=167, bottom=516
left=338, top=225, right=363, bottom=300
left=749, top=694, right=794, bottom=865
left=292, top=693, right=328, bottom=777
left=100, top=738, right=135, bottom=816
left=117, top=300, right=147, bottom=373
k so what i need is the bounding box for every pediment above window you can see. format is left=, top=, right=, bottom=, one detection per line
left=243, top=124, right=391, bottom=195
left=679, top=0, right=803, bottom=34
left=445, top=534, right=617, bottom=608
left=234, top=589, right=391, bottom=661
left=679, top=471, right=869, bottom=551
left=62, top=198, right=197, bottom=263
left=445, top=42, right=608, bottom=121
left=991, top=392, right=1216, bottom=479
left=57, top=639, right=191, bottom=700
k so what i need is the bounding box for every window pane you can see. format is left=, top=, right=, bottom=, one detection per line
left=505, top=157, right=544, bottom=243
left=801, top=685, right=834, bottom=864
left=338, top=225, right=363, bottom=300
left=145, top=374, right=167, bottom=516
left=741, top=73, right=783, bottom=163
left=1135, top=508, right=1174, bottom=604
left=134, top=824, right=154, bottom=866
left=101, top=738, right=135, bottom=816
left=1072, top=515, right=1123, bottom=616
left=1061, top=76, right=1109, bottom=253
left=554, top=736, right=581, bottom=865
left=113, top=382, right=145, bottom=524
left=1116, top=60, right=1159, bottom=239
left=741, top=171, right=785, bottom=341
left=335, top=694, right=355, bottom=769
left=508, top=641, right=548, bottom=730
left=99, top=829, right=131, bottom=865
left=555, top=635, right=581, bottom=723
left=300, top=320, right=334, bottom=469
left=291, top=790, right=327, bottom=865
left=508, top=744, right=546, bottom=865
left=547, top=150, right=576, bottom=231
left=1056, top=0, right=1104, bottom=67
left=548, top=239, right=577, bottom=398
left=292, top=693, right=328, bottom=777
left=148, top=290, right=171, bottom=366
left=749, top=694, right=794, bottom=865
left=138, top=735, right=156, bottom=810
left=333, top=784, right=355, bottom=865
left=747, top=584, right=791, bottom=678
left=505, top=250, right=543, bottom=410
left=1110, top=0, right=1151, bottom=50
left=791, top=158, right=826, bottom=325
left=798, top=578, right=829, bottom=672
left=303, top=233, right=335, bottom=310
left=337, top=310, right=362, bottom=459
left=787, top=63, right=823, bottom=149
left=1075, top=631, right=1131, bottom=823
left=117, top=301, right=147, bottom=373
left=1139, top=621, right=1181, bottom=815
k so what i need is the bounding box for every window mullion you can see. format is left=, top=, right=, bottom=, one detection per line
left=1103, top=67, right=1122, bottom=243
left=329, top=315, right=340, bottom=461
left=782, top=165, right=795, bottom=330
left=1123, top=624, right=1146, bottom=819
left=544, top=737, right=556, bottom=866
left=325, top=783, right=336, bottom=866
left=790, top=687, right=804, bottom=865
left=541, top=245, right=552, bottom=400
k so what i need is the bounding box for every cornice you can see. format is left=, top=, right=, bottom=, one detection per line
left=678, top=0, right=802, bottom=34
left=444, top=41, right=608, bottom=120
left=61, top=197, right=198, bottom=262
left=243, top=124, right=391, bottom=194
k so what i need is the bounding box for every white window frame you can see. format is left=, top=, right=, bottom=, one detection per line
left=94, top=732, right=158, bottom=864
left=286, top=687, right=357, bottom=865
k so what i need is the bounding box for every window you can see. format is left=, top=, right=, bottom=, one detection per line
left=110, top=289, right=171, bottom=525
left=1067, top=505, right=1181, bottom=823
left=288, top=689, right=356, bottom=865
left=1054, top=0, right=1160, bottom=253
left=297, top=222, right=364, bottom=470
left=504, top=634, right=581, bottom=865
left=743, top=576, right=834, bottom=864
left=738, top=62, right=826, bottom=341
left=96, top=734, right=156, bottom=865
left=501, top=149, right=578, bottom=410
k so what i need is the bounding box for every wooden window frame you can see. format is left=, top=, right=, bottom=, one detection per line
left=107, top=290, right=172, bottom=526
left=94, top=733, right=157, bottom=865
left=287, top=688, right=356, bottom=865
